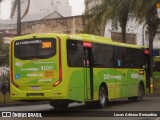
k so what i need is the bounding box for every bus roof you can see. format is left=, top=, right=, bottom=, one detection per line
left=12, top=33, right=147, bottom=49
left=69, top=34, right=147, bottom=49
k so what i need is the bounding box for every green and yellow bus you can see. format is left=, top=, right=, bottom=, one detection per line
left=153, top=56, right=160, bottom=91
left=153, top=56, right=160, bottom=77
left=10, top=33, right=152, bottom=109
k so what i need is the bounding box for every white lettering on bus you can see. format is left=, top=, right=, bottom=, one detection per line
left=111, top=76, right=122, bottom=80
left=131, top=74, right=139, bottom=78
left=104, top=74, right=110, bottom=79
left=21, top=68, right=38, bottom=71
left=104, top=74, right=122, bottom=80
left=40, top=66, right=54, bottom=71
left=16, top=40, right=42, bottom=46
left=34, top=62, right=56, bottom=64
left=27, top=74, right=43, bottom=77
left=38, top=79, right=52, bottom=82
left=16, top=62, right=24, bottom=66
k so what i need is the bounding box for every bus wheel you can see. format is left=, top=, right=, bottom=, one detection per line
left=98, top=86, right=108, bottom=108
left=137, top=84, right=144, bottom=101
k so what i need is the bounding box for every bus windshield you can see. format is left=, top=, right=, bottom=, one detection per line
left=14, top=38, right=56, bottom=60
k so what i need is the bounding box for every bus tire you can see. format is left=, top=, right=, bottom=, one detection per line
left=128, top=84, right=144, bottom=102
left=98, top=86, right=108, bottom=108
left=137, top=84, right=144, bottom=101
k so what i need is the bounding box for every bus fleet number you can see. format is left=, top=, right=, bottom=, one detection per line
left=41, top=66, right=53, bottom=71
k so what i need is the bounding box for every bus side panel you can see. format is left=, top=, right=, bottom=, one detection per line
left=115, top=68, right=128, bottom=99
left=66, top=68, right=85, bottom=102
left=93, top=68, right=116, bottom=100
left=62, top=38, right=85, bottom=102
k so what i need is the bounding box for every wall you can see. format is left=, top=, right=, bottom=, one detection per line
left=11, top=0, right=71, bottom=19
left=8, top=16, right=84, bottom=35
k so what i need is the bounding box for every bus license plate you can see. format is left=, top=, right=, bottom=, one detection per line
left=32, top=86, right=40, bottom=90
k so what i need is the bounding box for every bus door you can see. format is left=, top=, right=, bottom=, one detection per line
left=83, top=42, right=93, bottom=100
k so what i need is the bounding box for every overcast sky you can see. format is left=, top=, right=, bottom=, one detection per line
left=69, top=0, right=85, bottom=16
left=0, top=0, right=85, bottom=20
left=0, top=0, right=11, bottom=20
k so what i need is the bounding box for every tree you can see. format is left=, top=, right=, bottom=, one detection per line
left=10, top=0, right=30, bottom=19
left=0, top=0, right=30, bottom=35
left=130, top=0, right=160, bottom=81
left=0, top=36, right=9, bottom=66
left=84, top=0, right=134, bottom=43
left=11, top=0, right=30, bottom=35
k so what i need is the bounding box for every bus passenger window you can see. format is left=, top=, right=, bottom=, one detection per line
left=67, top=40, right=84, bottom=67
left=83, top=59, right=90, bottom=67
left=115, top=46, right=124, bottom=68
left=117, top=58, right=121, bottom=67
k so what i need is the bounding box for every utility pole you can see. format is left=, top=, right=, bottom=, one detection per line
left=17, top=0, right=21, bottom=36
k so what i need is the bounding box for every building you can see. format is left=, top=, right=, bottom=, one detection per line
left=0, top=5, right=2, bottom=19
left=0, top=0, right=80, bottom=44
left=11, top=0, right=71, bottom=19
left=104, top=19, right=145, bottom=45
left=105, top=17, right=160, bottom=48
left=0, top=15, right=84, bottom=44
left=84, top=0, right=160, bottom=48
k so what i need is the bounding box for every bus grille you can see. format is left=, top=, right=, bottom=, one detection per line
left=26, top=93, right=44, bottom=96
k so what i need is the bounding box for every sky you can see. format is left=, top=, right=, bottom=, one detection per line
left=69, top=0, right=85, bottom=16
left=0, top=0, right=11, bottom=20
left=0, top=0, right=85, bottom=20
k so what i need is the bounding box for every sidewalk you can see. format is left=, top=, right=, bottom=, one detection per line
left=145, top=90, right=160, bottom=97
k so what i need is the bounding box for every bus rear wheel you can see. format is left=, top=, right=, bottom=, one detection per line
left=98, top=86, right=108, bottom=108
left=137, top=84, right=144, bottom=101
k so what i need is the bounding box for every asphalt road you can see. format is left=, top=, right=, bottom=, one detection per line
left=0, top=96, right=160, bottom=120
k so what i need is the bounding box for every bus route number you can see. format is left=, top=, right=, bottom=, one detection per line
left=42, top=42, right=52, bottom=48
left=41, top=66, right=53, bottom=71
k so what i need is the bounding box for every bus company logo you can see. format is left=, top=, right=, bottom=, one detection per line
left=2, top=112, right=11, bottom=117
left=15, top=74, right=20, bottom=79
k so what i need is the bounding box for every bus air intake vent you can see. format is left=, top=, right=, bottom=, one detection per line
left=26, top=93, right=44, bottom=96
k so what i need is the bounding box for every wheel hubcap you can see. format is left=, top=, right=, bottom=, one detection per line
left=138, top=86, right=144, bottom=100
left=100, top=88, right=106, bottom=106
